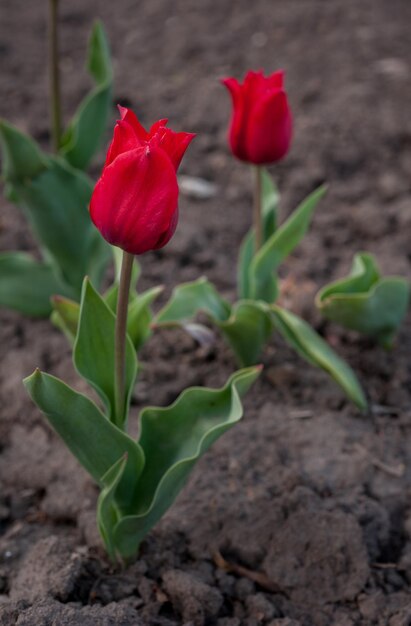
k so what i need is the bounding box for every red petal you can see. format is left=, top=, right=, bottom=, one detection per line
left=90, top=146, right=179, bottom=255
left=246, top=90, right=292, bottom=164
left=153, top=128, right=196, bottom=170
left=105, top=107, right=148, bottom=167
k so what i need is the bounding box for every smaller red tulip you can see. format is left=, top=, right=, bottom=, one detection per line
left=222, top=70, right=292, bottom=165
left=90, top=106, right=195, bottom=255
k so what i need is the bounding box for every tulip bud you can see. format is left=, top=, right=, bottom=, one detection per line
left=90, top=106, right=195, bottom=255
left=222, top=70, right=292, bottom=165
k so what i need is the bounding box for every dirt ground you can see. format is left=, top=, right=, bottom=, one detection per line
left=0, top=0, right=411, bottom=624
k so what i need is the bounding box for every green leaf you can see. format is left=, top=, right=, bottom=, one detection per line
left=0, top=119, right=48, bottom=183
left=112, top=366, right=261, bottom=559
left=271, top=305, right=367, bottom=410
left=97, top=455, right=127, bottom=562
left=238, top=168, right=279, bottom=300
left=0, top=252, right=73, bottom=317
left=127, top=286, right=163, bottom=351
left=316, top=253, right=410, bottom=348
left=60, top=21, right=113, bottom=169
left=155, top=277, right=231, bottom=325
left=73, top=278, right=138, bottom=427
left=249, top=185, right=327, bottom=303
left=11, top=158, right=103, bottom=293
left=50, top=295, right=80, bottom=343
left=218, top=300, right=273, bottom=366
left=23, top=370, right=144, bottom=511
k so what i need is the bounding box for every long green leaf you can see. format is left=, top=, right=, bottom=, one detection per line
left=271, top=305, right=367, bottom=410
left=113, top=367, right=261, bottom=559
left=60, top=21, right=113, bottom=169
left=73, top=278, right=138, bottom=427
left=0, top=252, right=73, bottom=317
left=23, top=370, right=144, bottom=511
left=249, top=185, right=327, bottom=302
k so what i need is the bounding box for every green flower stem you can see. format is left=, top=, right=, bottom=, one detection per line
left=48, top=0, right=62, bottom=152
left=114, top=250, right=134, bottom=427
left=253, top=166, right=263, bottom=253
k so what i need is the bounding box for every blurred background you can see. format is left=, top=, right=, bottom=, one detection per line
left=0, top=0, right=410, bottom=293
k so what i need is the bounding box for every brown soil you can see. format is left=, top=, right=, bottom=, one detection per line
left=1, top=0, right=411, bottom=624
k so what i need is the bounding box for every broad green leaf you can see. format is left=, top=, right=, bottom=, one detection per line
left=317, top=253, right=380, bottom=300
left=50, top=295, right=80, bottom=343
left=249, top=185, right=327, bottom=303
left=271, top=305, right=367, bottom=410
left=97, top=455, right=127, bottom=562
left=127, top=286, right=163, bottom=351
left=11, top=158, right=98, bottom=293
left=218, top=300, right=273, bottom=366
left=23, top=370, right=144, bottom=511
left=155, top=277, right=231, bottom=325
left=74, top=278, right=138, bottom=427
left=113, top=367, right=261, bottom=559
left=316, top=253, right=410, bottom=348
left=238, top=168, right=279, bottom=299
left=60, top=21, right=113, bottom=169
left=0, top=252, right=73, bottom=317
left=0, top=119, right=48, bottom=183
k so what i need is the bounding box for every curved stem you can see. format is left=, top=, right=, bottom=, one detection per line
left=114, top=251, right=134, bottom=427
left=48, top=0, right=62, bottom=152
left=253, top=166, right=263, bottom=253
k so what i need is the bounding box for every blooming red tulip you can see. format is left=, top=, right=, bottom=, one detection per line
left=222, top=70, right=292, bottom=165
left=90, top=106, right=195, bottom=255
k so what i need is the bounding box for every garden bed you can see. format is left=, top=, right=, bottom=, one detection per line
left=0, top=0, right=411, bottom=624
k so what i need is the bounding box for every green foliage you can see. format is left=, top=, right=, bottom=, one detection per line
left=73, top=279, right=137, bottom=427
left=316, top=252, right=410, bottom=348
left=247, top=185, right=327, bottom=302
left=0, top=253, right=73, bottom=317
left=25, top=346, right=260, bottom=560
left=271, top=305, right=367, bottom=410
left=0, top=21, right=113, bottom=317
left=59, top=21, right=113, bottom=170
left=238, top=168, right=279, bottom=299
left=156, top=176, right=366, bottom=407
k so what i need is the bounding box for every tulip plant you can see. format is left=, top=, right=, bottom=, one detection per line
left=0, top=21, right=113, bottom=316
left=155, top=70, right=367, bottom=410
left=24, top=108, right=260, bottom=562
left=316, top=252, right=410, bottom=348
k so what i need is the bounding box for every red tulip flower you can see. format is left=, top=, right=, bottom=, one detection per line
left=90, top=106, right=195, bottom=255
left=222, top=70, right=292, bottom=165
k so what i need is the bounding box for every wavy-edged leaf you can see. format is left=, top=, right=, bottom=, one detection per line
left=238, top=168, right=279, bottom=299
left=155, top=277, right=231, bottom=325
left=271, top=305, right=367, bottom=410
left=218, top=300, right=273, bottom=366
left=316, top=253, right=410, bottom=348
left=249, top=185, right=327, bottom=303
left=74, top=278, right=138, bottom=427
left=23, top=370, right=144, bottom=511
left=60, top=21, right=113, bottom=169
left=0, top=252, right=73, bottom=317
left=112, top=366, right=261, bottom=559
